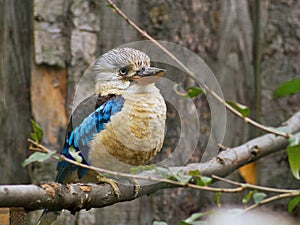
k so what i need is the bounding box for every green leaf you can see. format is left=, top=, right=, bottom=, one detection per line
left=69, top=147, right=83, bottom=163
left=106, top=3, right=114, bottom=8
left=274, top=78, right=300, bottom=97
left=155, top=167, right=171, bottom=178
left=188, top=170, right=212, bottom=186
left=188, top=170, right=201, bottom=176
left=242, top=191, right=253, bottom=205
left=172, top=172, right=192, bottom=185
left=226, top=101, right=250, bottom=117
left=200, top=176, right=212, bottom=185
left=130, top=164, right=156, bottom=173
left=173, top=84, right=203, bottom=98
left=180, top=221, right=205, bottom=225
left=30, top=119, right=44, bottom=142
left=253, top=192, right=267, bottom=204
left=30, top=133, right=38, bottom=142
left=288, top=196, right=300, bottom=213
left=155, top=168, right=193, bottom=185
left=185, top=212, right=207, bottom=222
left=186, top=87, right=203, bottom=98
left=22, top=152, right=54, bottom=167
left=179, top=222, right=189, bottom=225
left=153, top=221, right=168, bottom=225
left=196, top=176, right=212, bottom=186
left=286, top=144, right=300, bottom=179
left=180, top=212, right=210, bottom=225
left=179, top=222, right=190, bottom=225
left=214, top=192, right=221, bottom=208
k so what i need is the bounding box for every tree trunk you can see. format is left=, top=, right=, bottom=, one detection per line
left=0, top=0, right=32, bottom=184
left=258, top=0, right=300, bottom=216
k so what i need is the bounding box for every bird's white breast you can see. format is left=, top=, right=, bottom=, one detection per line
left=89, top=86, right=166, bottom=171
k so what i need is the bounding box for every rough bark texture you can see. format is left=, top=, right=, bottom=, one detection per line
left=1, top=0, right=299, bottom=224
left=0, top=0, right=32, bottom=184
left=258, top=0, right=300, bottom=216
left=135, top=1, right=256, bottom=224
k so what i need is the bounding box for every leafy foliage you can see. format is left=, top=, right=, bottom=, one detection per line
left=271, top=79, right=300, bottom=179
left=185, top=87, right=204, bottom=98
left=179, top=212, right=210, bottom=225
left=226, top=101, right=250, bottom=117
left=173, top=84, right=203, bottom=98
left=154, top=168, right=213, bottom=186
left=252, top=191, right=267, bottom=204
left=242, top=191, right=254, bottom=205
left=288, top=196, right=300, bottom=213
left=170, top=172, right=193, bottom=185
left=30, top=119, right=43, bottom=143
left=153, top=168, right=214, bottom=186
left=242, top=190, right=266, bottom=205
left=188, top=170, right=212, bottom=186
left=106, top=3, right=114, bottom=8
left=155, top=166, right=172, bottom=178
left=287, top=132, right=300, bottom=179
left=274, top=78, right=300, bottom=97
left=22, top=151, right=55, bottom=167
left=24, top=119, right=59, bottom=166
left=286, top=145, right=300, bottom=180
left=153, top=221, right=168, bottom=225
left=214, top=192, right=222, bottom=208
left=155, top=167, right=193, bottom=184
left=68, top=147, right=83, bottom=163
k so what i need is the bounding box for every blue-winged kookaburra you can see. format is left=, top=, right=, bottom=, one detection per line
left=37, top=48, right=167, bottom=225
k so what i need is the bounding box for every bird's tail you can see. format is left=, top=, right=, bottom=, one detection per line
left=36, top=209, right=61, bottom=225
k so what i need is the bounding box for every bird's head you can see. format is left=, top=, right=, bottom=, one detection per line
left=93, top=48, right=165, bottom=95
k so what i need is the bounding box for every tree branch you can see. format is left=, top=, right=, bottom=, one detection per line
left=1, top=111, right=300, bottom=212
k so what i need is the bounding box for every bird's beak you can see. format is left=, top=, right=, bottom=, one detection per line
left=131, top=67, right=166, bottom=80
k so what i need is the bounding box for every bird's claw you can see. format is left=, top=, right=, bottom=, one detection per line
left=96, top=175, right=141, bottom=199
left=96, top=175, right=121, bottom=199
left=131, top=178, right=140, bottom=198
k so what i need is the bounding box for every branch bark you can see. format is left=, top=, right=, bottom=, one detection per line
left=1, top=111, right=299, bottom=212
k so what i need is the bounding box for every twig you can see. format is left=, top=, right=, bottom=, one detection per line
left=213, top=175, right=300, bottom=213
left=105, top=0, right=290, bottom=138
left=212, top=175, right=296, bottom=193
left=29, top=146, right=47, bottom=153
left=243, top=191, right=300, bottom=212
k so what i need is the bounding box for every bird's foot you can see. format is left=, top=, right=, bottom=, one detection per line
left=131, top=178, right=140, bottom=198
left=96, top=175, right=121, bottom=199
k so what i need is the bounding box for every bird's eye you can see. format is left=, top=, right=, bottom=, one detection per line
left=119, top=68, right=128, bottom=76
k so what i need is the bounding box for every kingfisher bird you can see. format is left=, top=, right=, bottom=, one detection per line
left=37, top=48, right=167, bottom=225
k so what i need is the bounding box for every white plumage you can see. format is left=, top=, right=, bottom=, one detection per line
left=89, top=84, right=166, bottom=171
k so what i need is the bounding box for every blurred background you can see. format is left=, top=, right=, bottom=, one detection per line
left=0, top=0, right=299, bottom=224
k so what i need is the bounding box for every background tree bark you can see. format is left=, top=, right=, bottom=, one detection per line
left=0, top=0, right=32, bottom=184
left=0, top=0, right=299, bottom=224
left=258, top=0, right=300, bottom=214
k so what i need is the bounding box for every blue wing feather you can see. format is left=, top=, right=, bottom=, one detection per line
left=56, top=95, right=125, bottom=183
